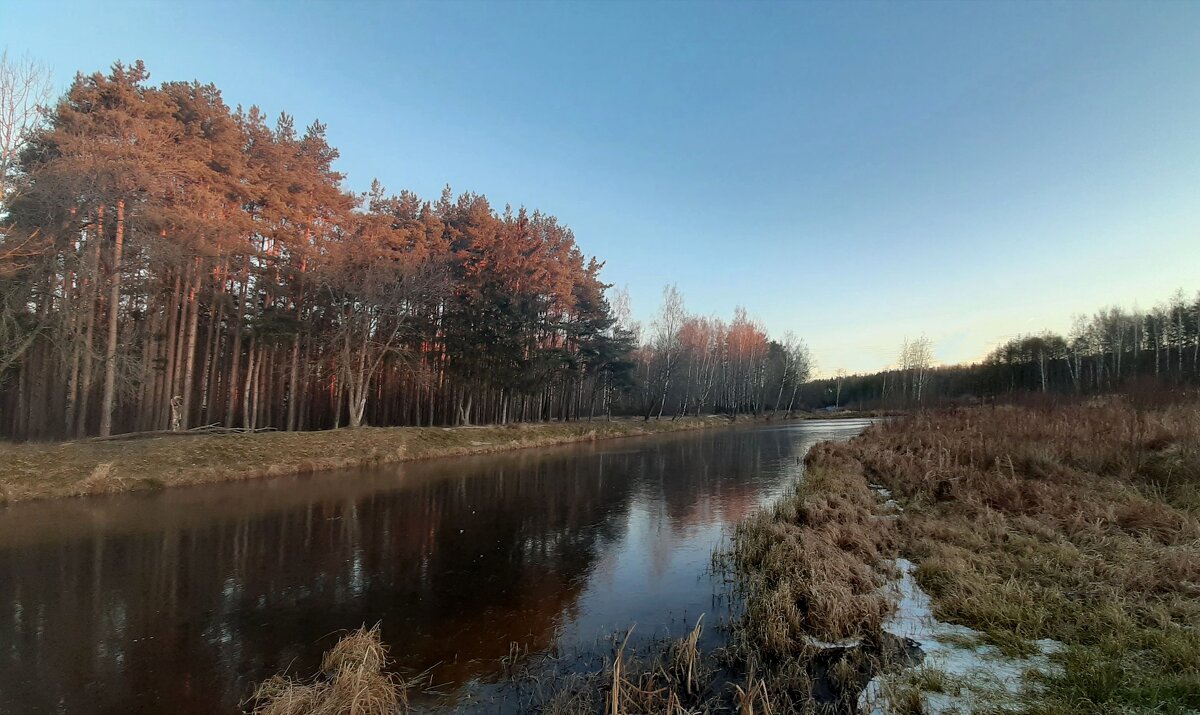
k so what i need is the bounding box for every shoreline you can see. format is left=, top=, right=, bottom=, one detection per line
left=0, top=412, right=880, bottom=506
left=360, top=401, right=1197, bottom=713
left=820, top=403, right=1200, bottom=713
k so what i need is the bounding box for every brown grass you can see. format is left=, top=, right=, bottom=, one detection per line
left=598, top=619, right=716, bottom=714
left=0, top=417, right=744, bottom=503
left=834, top=401, right=1200, bottom=712
left=249, top=625, right=407, bottom=715
left=729, top=448, right=895, bottom=654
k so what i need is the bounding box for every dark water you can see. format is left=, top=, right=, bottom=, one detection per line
left=0, top=419, right=870, bottom=715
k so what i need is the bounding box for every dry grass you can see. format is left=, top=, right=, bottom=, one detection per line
left=249, top=625, right=408, bottom=715
left=836, top=401, right=1200, bottom=713
left=0, top=417, right=738, bottom=503
left=729, top=447, right=896, bottom=653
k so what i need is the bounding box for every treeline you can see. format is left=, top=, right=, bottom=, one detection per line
left=0, top=60, right=637, bottom=440
left=621, top=289, right=813, bottom=420
left=800, top=291, right=1200, bottom=409
left=0, top=59, right=810, bottom=441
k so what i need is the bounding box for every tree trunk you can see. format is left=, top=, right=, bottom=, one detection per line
left=76, top=207, right=103, bottom=437
left=168, top=267, right=191, bottom=429
left=64, top=264, right=82, bottom=434
left=242, top=336, right=257, bottom=429
left=224, top=269, right=247, bottom=427
left=179, top=261, right=201, bottom=430
left=287, top=333, right=301, bottom=431
left=98, top=199, right=124, bottom=438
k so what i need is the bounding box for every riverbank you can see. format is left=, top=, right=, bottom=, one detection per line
left=830, top=401, right=1200, bottom=713
left=0, top=414, right=859, bottom=505
left=518, top=401, right=1200, bottom=713
left=278, top=399, right=1195, bottom=714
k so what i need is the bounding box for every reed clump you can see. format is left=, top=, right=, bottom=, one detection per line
left=249, top=625, right=408, bottom=715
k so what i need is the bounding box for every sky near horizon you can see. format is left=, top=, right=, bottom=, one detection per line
left=3, top=0, right=1198, bottom=375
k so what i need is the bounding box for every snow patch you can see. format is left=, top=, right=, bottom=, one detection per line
left=859, top=558, right=1063, bottom=714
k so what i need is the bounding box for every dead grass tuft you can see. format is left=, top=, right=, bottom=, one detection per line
left=600, top=621, right=715, bottom=714
left=249, top=625, right=408, bottom=715
left=731, top=671, right=773, bottom=715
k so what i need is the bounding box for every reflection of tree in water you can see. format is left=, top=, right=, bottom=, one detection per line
left=653, top=428, right=806, bottom=528
left=0, top=448, right=638, bottom=715
left=0, top=426, right=838, bottom=715
left=630, top=429, right=809, bottom=584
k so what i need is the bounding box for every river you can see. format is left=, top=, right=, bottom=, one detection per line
left=0, top=418, right=870, bottom=714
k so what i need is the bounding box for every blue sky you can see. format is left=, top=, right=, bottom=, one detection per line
left=3, top=0, right=1198, bottom=374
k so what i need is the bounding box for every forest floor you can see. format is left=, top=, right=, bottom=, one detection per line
left=0, top=412, right=870, bottom=504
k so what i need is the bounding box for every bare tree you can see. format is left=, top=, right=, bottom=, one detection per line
left=771, top=331, right=798, bottom=415
left=899, top=336, right=934, bottom=404
left=610, top=285, right=632, bottom=332
left=648, top=283, right=685, bottom=419
left=0, top=49, right=52, bottom=215
left=324, top=222, right=442, bottom=429
left=770, top=331, right=812, bottom=415
left=0, top=49, right=53, bottom=268
left=786, top=342, right=813, bottom=414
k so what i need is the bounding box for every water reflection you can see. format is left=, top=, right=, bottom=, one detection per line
left=0, top=419, right=870, bottom=715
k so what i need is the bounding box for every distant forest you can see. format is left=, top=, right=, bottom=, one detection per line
left=0, top=59, right=810, bottom=440
left=801, top=290, right=1200, bottom=409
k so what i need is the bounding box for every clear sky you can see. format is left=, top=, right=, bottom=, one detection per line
left=3, top=0, right=1198, bottom=375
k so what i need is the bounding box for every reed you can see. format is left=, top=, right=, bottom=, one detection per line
left=248, top=625, right=409, bottom=715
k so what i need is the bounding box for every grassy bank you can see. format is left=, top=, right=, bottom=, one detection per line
left=0, top=416, right=740, bottom=504
left=543, top=400, right=1200, bottom=713
left=840, top=401, right=1200, bottom=713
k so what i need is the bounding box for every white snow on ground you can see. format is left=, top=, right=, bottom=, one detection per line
left=868, top=485, right=893, bottom=500
left=869, top=485, right=902, bottom=522
left=859, top=558, right=1063, bottom=714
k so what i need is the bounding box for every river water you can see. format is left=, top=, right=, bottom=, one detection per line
left=0, top=419, right=870, bottom=714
